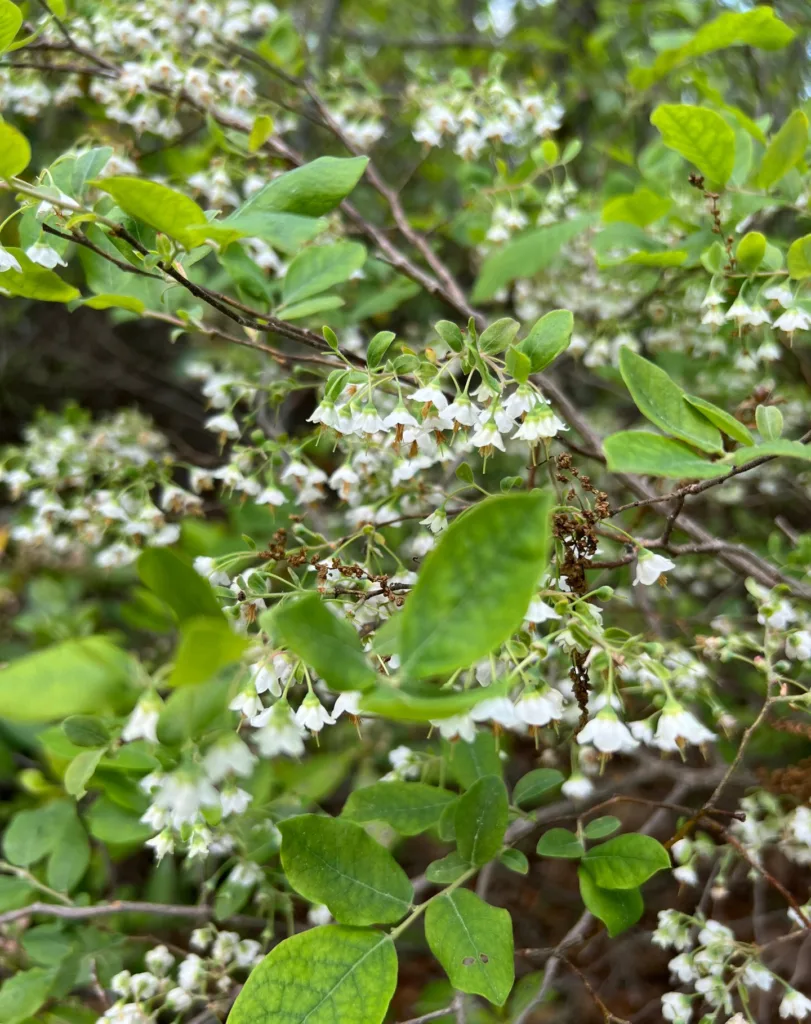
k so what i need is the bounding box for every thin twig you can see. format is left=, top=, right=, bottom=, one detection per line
left=0, top=899, right=264, bottom=928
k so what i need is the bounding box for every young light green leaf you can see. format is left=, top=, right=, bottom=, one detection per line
left=168, top=617, right=248, bottom=687
left=425, top=850, right=471, bottom=884
left=478, top=317, right=520, bottom=355
left=516, top=309, right=574, bottom=373
left=536, top=827, right=585, bottom=859
left=398, top=492, right=552, bottom=679
left=499, top=848, right=529, bottom=874
left=0, top=247, right=79, bottom=302
left=138, top=548, right=225, bottom=623
left=279, top=815, right=413, bottom=925
left=277, top=296, right=345, bottom=321
left=578, top=867, right=644, bottom=937
left=359, top=679, right=509, bottom=721
left=281, top=241, right=366, bottom=306
left=424, top=889, right=514, bottom=1006
left=0, top=0, right=23, bottom=54
left=727, top=438, right=811, bottom=466
left=0, top=121, right=30, bottom=177
left=0, top=967, right=58, bottom=1024
left=263, top=593, right=377, bottom=693
left=618, top=348, right=723, bottom=453
left=512, top=768, right=564, bottom=808
left=581, top=833, right=670, bottom=889
left=472, top=216, right=593, bottom=302
left=602, top=188, right=671, bottom=227
left=650, top=104, right=735, bottom=185
left=71, top=146, right=113, bottom=196
left=248, top=113, right=274, bottom=152
left=80, top=293, right=146, bottom=314
left=455, top=775, right=509, bottom=866
left=235, top=155, right=369, bottom=218
left=343, top=782, right=456, bottom=836
left=435, top=319, right=464, bottom=351
left=62, top=716, right=111, bottom=748
left=787, top=234, right=811, bottom=280
left=756, top=110, right=809, bottom=190
left=367, top=330, right=396, bottom=368
left=684, top=395, right=754, bottom=446
left=584, top=816, right=622, bottom=840
left=228, top=926, right=397, bottom=1024
left=93, top=177, right=207, bottom=248
left=64, top=748, right=105, bottom=799
left=629, top=7, right=795, bottom=89
left=446, top=729, right=504, bottom=789
left=505, top=344, right=531, bottom=384
left=755, top=404, right=784, bottom=442
left=735, top=231, right=766, bottom=273
left=604, top=431, right=727, bottom=479
left=0, top=637, right=132, bottom=722
left=222, top=210, right=325, bottom=252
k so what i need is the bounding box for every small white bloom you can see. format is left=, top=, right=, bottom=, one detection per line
left=470, top=417, right=505, bottom=452
left=295, top=693, right=335, bottom=733
left=178, top=954, right=207, bottom=992
left=254, top=700, right=306, bottom=757
left=516, top=687, right=565, bottom=726
left=145, top=945, right=174, bottom=977
left=577, top=706, right=639, bottom=754
left=129, top=972, right=158, bottom=1000
left=121, top=694, right=161, bottom=744
left=524, top=596, right=560, bottom=623
left=308, top=903, right=333, bottom=926
left=673, top=864, right=698, bottom=887
left=203, top=735, right=256, bottom=782
left=668, top=953, right=697, bottom=984
left=470, top=696, right=519, bottom=728
left=781, top=989, right=811, bottom=1020
left=654, top=702, right=716, bottom=751
left=420, top=508, right=447, bottom=534
left=430, top=714, right=476, bottom=743
left=166, top=988, right=193, bottom=1012
left=0, top=247, right=22, bottom=273
left=111, top=971, right=132, bottom=998
left=561, top=772, right=594, bottom=801
left=743, top=961, right=773, bottom=992
left=634, top=549, right=675, bottom=586
left=512, top=404, right=567, bottom=440
left=333, top=691, right=363, bottom=718
left=205, top=413, right=240, bottom=438
left=234, top=939, right=262, bottom=968
left=775, top=308, right=811, bottom=334
left=26, top=243, right=68, bottom=268
left=411, top=384, right=448, bottom=410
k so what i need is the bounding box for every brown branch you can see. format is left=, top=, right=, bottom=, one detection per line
left=560, top=955, right=632, bottom=1024
left=396, top=1008, right=457, bottom=1024
left=0, top=899, right=264, bottom=928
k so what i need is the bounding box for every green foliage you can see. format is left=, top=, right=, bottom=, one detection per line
left=512, top=768, right=564, bottom=808
left=536, top=828, right=585, bottom=859
left=343, top=782, right=457, bottom=835
left=280, top=241, right=366, bottom=307
left=0, top=247, right=79, bottom=301
left=787, top=234, right=811, bottom=279
left=516, top=309, right=574, bottom=372
left=580, top=834, right=671, bottom=889
left=0, top=0, right=22, bottom=54
left=93, top=177, right=208, bottom=248
left=755, top=110, right=808, bottom=190
left=578, top=869, right=644, bottom=937
left=454, top=775, right=508, bottom=866
left=138, top=548, right=225, bottom=622
left=235, top=155, right=369, bottom=217
left=604, top=431, right=727, bottom=478
left=229, top=926, right=397, bottom=1024
left=0, top=121, right=30, bottom=177
left=650, top=104, right=735, bottom=185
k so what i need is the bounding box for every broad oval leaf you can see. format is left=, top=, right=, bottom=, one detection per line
left=343, top=781, right=456, bottom=836
left=479, top=317, right=520, bottom=355
left=683, top=395, right=754, bottom=446
left=425, top=850, right=471, bottom=884
left=650, top=104, right=735, bottom=185
left=584, top=816, right=622, bottom=840
left=618, top=348, right=723, bottom=453
left=0, top=0, right=23, bottom=54
left=0, top=247, right=79, bottom=302
left=788, top=234, right=811, bottom=280
left=263, top=593, right=377, bottom=693
left=512, top=768, right=564, bottom=808
left=279, top=815, right=413, bottom=925
left=536, top=827, right=584, bottom=859
left=359, top=678, right=510, bottom=722
left=516, top=309, right=573, bottom=372
left=229, top=926, right=397, bottom=1024
left=581, top=833, right=670, bottom=889
left=235, top=155, right=369, bottom=218
left=168, top=616, right=248, bottom=688
left=398, top=492, right=552, bottom=679
left=756, top=110, right=809, bottom=190
left=137, top=548, right=225, bottom=623
left=281, top=241, right=366, bottom=306
left=602, top=188, right=671, bottom=227
left=93, top=177, right=207, bottom=248
left=604, top=431, right=727, bottom=479
left=455, top=775, right=509, bottom=866
left=727, top=438, right=811, bottom=466
left=0, top=121, right=30, bottom=177
left=446, top=730, right=504, bottom=789
left=578, top=867, right=644, bottom=937
left=0, top=967, right=58, bottom=1024
left=424, top=889, right=514, bottom=1006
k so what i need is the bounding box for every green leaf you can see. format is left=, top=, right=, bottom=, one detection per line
left=398, top=492, right=552, bottom=679
left=727, top=438, right=811, bottom=466
left=435, top=319, right=464, bottom=351
left=578, top=868, right=643, bottom=937
left=137, top=548, right=225, bottom=623
left=604, top=431, right=726, bottom=479
left=756, top=110, right=808, bottom=190
left=0, top=0, right=23, bottom=54
left=3, top=802, right=74, bottom=867
left=71, top=146, right=113, bottom=196
left=0, top=637, right=131, bottom=722
left=516, top=309, right=574, bottom=373
left=168, top=616, right=248, bottom=687
left=536, top=828, right=584, bottom=859
left=157, top=676, right=231, bottom=746
left=277, top=294, right=344, bottom=320
left=581, top=833, right=670, bottom=889
left=650, top=104, right=735, bottom=185
left=478, top=317, right=520, bottom=355
left=602, top=188, right=671, bottom=227
left=86, top=797, right=153, bottom=847
left=684, top=395, right=754, bottom=446
left=499, top=849, right=529, bottom=874
left=472, top=216, right=593, bottom=302
left=80, top=293, right=146, bottom=314
left=505, top=345, right=531, bottom=384
left=64, top=749, right=105, bottom=799
left=92, top=177, right=207, bottom=248
left=735, top=231, right=767, bottom=272
left=279, top=815, right=413, bottom=925
left=343, top=782, right=456, bottom=836
left=446, top=730, right=503, bottom=789
left=62, top=716, right=110, bottom=748
left=235, top=155, right=369, bottom=218
left=618, top=348, right=723, bottom=453
left=755, top=405, right=784, bottom=442
left=263, top=593, right=377, bottom=693
left=46, top=811, right=90, bottom=893
left=359, top=678, right=509, bottom=722
left=0, top=968, right=57, bottom=1024
left=512, top=768, right=564, bottom=809
left=0, top=247, right=79, bottom=302
left=584, top=816, right=622, bottom=840
left=229, top=926, right=396, bottom=1024
left=788, top=234, right=811, bottom=280
left=455, top=775, right=509, bottom=866
left=222, top=211, right=326, bottom=252
left=281, top=241, right=366, bottom=306
left=424, top=889, right=514, bottom=1006
left=630, top=7, right=795, bottom=89
left=0, top=877, right=34, bottom=914
left=425, top=850, right=471, bottom=884
left=367, top=330, right=396, bottom=368
left=248, top=113, right=274, bottom=152
left=0, top=120, right=30, bottom=177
